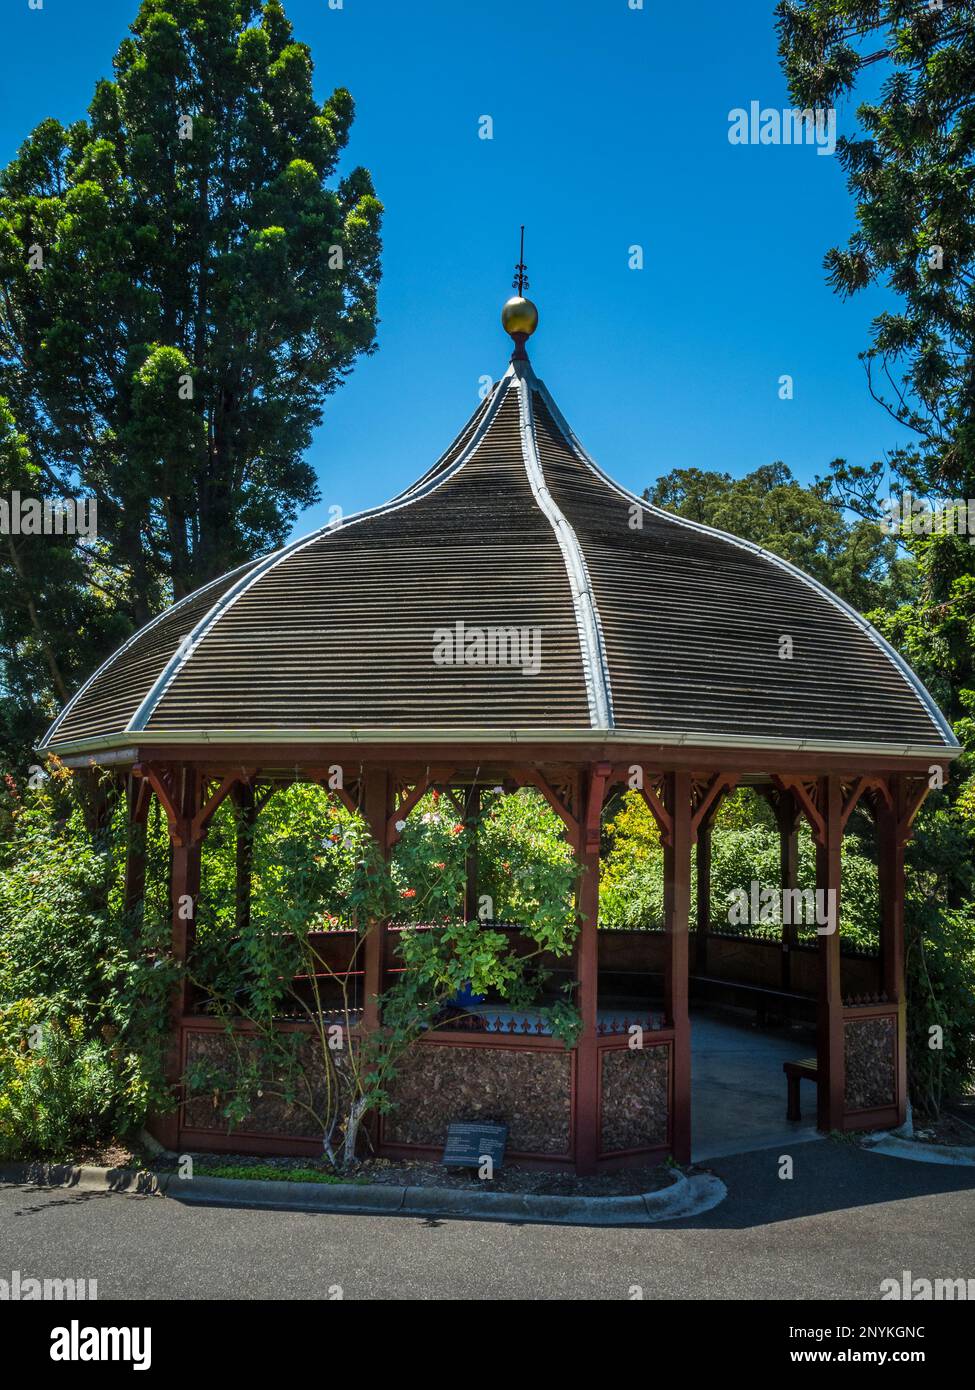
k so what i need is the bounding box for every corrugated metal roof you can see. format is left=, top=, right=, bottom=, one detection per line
left=41, top=352, right=957, bottom=756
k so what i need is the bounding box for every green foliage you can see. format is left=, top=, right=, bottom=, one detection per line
left=192, top=1162, right=353, bottom=1185
left=479, top=789, right=577, bottom=930
left=777, top=1, right=975, bottom=486
left=0, top=762, right=171, bottom=1159
left=600, top=789, right=880, bottom=948
left=646, top=461, right=908, bottom=611
left=776, top=3, right=975, bottom=1110
left=599, top=791, right=665, bottom=928
left=0, top=1004, right=150, bottom=1163
left=184, top=787, right=582, bottom=1169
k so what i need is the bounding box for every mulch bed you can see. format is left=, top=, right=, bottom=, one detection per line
left=912, top=1106, right=975, bottom=1148
left=332, top=1157, right=681, bottom=1197
left=70, top=1142, right=682, bottom=1197
left=64, top=1143, right=143, bottom=1170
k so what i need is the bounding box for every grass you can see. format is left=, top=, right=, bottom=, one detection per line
left=191, top=1162, right=361, bottom=1185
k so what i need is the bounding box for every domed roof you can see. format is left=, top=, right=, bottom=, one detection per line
left=42, top=350, right=957, bottom=759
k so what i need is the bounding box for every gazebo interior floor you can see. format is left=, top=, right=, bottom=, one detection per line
left=690, top=1005, right=822, bottom=1162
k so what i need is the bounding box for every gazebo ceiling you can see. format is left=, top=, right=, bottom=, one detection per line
left=42, top=308, right=958, bottom=760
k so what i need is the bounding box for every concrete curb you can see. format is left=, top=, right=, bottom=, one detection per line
left=0, top=1162, right=727, bottom=1226
left=0, top=1161, right=168, bottom=1195
left=861, top=1133, right=975, bottom=1167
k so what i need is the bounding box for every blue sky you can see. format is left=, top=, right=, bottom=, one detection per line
left=0, top=0, right=907, bottom=535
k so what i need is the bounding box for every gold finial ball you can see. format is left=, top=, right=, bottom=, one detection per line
left=502, top=295, right=539, bottom=338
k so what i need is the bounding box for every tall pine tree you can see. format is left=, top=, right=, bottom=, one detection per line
left=0, top=0, right=382, bottom=756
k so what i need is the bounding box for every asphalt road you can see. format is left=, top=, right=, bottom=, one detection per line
left=0, top=1141, right=972, bottom=1301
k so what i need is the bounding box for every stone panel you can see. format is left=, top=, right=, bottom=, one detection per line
left=181, top=1029, right=329, bottom=1139
left=599, top=1044, right=669, bottom=1152
left=844, top=1014, right=896, bottom=1112
left=383, top=1043, right=572, bottom=1155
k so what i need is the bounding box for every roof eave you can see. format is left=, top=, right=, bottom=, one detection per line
left=40, top=726, right=960, bottom=764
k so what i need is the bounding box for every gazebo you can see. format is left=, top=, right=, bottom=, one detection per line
left=41, top=279, right=959, bottom=1172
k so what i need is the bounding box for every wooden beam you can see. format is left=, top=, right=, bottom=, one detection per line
left=695, top=825, right=711, bottom=975
left=574, top=765, right=603, bottom=1174
left=584, top=761, right=612, bottom=854
left=363, top=769, right=390, bottom=1031
left=123, top=773, right=149, bottom=923
left=690, top=772, right=738, bottom=841
left=773, top=774, right=826, bottom=847
left=665, top=771, right=692, bottom=1163
left=878, top=774, right=908, bottom=1127
left=149, top=767, right=205, bottom=1150
left=125, top=738, right=954, bottom=778
left=639, top=775, right=673, bottom=848
left=231, top=782, right=256, bottom=935
left=779, top=791, right=799, bottom=993
left=897, top=775, right=931, bottom=841
left=464, top=785, right=481, bottom=922
left=190, top=773, right=244, bottom=844
left=816, top=775, right=844, bottom=1132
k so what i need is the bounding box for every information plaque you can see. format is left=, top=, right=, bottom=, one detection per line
left=442, top=1120, right=508, bottom=1170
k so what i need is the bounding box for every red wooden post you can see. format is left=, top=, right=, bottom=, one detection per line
left=665, top=770, right=692, bottom=1163
left=153, top=768, right=204, bottom=1150
left=777, top=790, right=799, bottom=992
left=232, top=782, right=256, bottom=934
left=878, top=773, right=908, bottom=1126
left=574, top=764, right=607, bottom=1174
left=816, top=775, right=844, bottom=1131
left=465, top=784, right=481, bottom=921
left=362, top=768, right=390, bottom=1030
left=123, top=772, right=149, bottom=924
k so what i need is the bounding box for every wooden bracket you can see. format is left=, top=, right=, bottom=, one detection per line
left=897, top=775, right=931, bottom=842
left=134, top=763, right=183, bottom=840
left=840, top=774, right=894, bottom=830
left=584, top=762, right=613, bottom=855
left=134, top=764, right=246, bottom=847
left=332, top=786, right=362, bottom=819
left=640, top=776, right=673, bottom=848
left=756, top=782, right=802, bottom=833
left=602, top=763, right=674, bottom=846
left=511, top=767, right=580, bottom=847
left=773, top=774, right=826, bottom=847
left=386, top=767, right=456, bottom=846
left=690, top=773, right=738, bottom=842
left=190, top=774, right=242, bottom=844
left=127, top=772, right=153, bottom=826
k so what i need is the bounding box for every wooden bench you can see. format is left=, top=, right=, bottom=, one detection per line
left=783, top=1057, right=818, bottom=1121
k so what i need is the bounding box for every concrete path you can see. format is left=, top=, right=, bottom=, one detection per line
left=691, top=1008, right=819, bottom=1161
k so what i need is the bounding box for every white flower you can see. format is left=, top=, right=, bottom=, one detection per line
left=395, top=819, right=407, bottom=832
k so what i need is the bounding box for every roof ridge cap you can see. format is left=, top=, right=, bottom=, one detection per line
left=512, top=360, right=614, bottom=732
